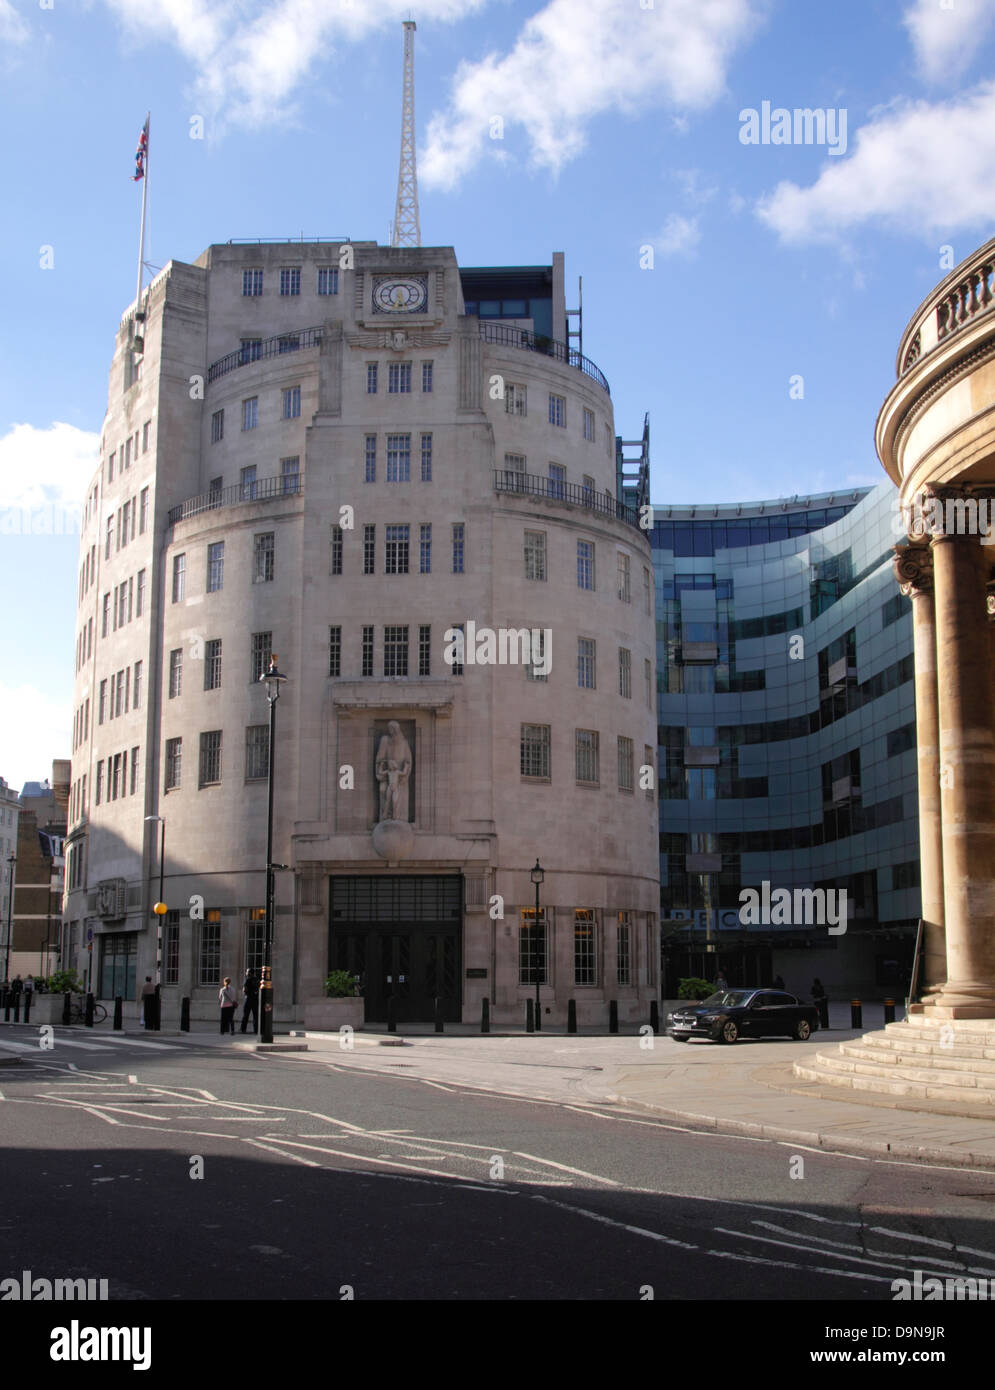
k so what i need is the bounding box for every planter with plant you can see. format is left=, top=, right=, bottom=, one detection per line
left=303, top=972, right=364, bottom=1032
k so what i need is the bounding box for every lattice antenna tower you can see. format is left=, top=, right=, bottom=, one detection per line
left=392, top=20, right=421, bottom=248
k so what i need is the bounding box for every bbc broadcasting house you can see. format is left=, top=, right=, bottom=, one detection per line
left=62, top=242, right=660, bottom=1028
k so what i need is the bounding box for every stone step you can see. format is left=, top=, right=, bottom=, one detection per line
left=797, top=1050, right=995, bottom=1103
left=856, top=1035, right=995, bottom=1061
left=885, top=1019, right=995, bottom=1044
left=840, top=1043, right=995, bottom=1074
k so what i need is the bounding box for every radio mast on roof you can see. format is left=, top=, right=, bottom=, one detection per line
left=392, top=21, right=421, bottom=248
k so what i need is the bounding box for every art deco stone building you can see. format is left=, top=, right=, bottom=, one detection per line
left=63, top=241, right=658, bottom=1027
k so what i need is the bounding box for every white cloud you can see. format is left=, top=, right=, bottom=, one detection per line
left=0, top=683, right=71, bottom=793
left=653, top=213, right=701, bottom=257
left=903, top=0, right=995, bottom=84
left=0, top=423, right=98, bottom=527
left=421, top=0, right=760, bottom=190
left=0, top=0, right=28, bottom=44
left=756, top=81, right=995, bottom=243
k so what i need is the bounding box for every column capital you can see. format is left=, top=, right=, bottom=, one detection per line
left=892, top=541, right=933, bottom=596
left=903, top=484, right=995, bottom=545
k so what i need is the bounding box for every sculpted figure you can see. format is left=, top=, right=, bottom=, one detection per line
left=375, top=721, right=412, bottom=822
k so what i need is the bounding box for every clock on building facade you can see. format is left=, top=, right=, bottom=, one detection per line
left=372, top=275, right=428, bottom=313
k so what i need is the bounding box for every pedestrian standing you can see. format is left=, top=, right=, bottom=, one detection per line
left=139, top=976, right=156, bottom=1029
left=10, top=975, right=22, bottom=1000
left=23, top=974, right=35, bottom=999
left=773, top=974, right=785, bottom=991
left=240, top=968, right=259, bottom=1034
left=715, top=970, right=729, bottom=991
left=810, top=978, right=826, bottom=1001
left=219, top=977, right=237, bottom=1035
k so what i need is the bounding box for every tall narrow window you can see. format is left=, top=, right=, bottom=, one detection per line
left=419, top=624, right=431, bottom=677
left=574, top=910, right=596, bottom=984
left=548, top=394, right=566, bottom=427
left=133, top=660, right=143, bottom=709
left=130, top=747, right=140, bottom=796
left=317, top=266, right=339, bottom=295
left=199, top=912, right=222, bottom=984
left=169, top=648, right=182, bottom=698
left=518, top=908, right=547, bottom=984
left=102, top=592, right=110, bottom=636
left=525, top=628, right=547, bottom=682
left=136, top=569, right=146, bottom=618
left=617, top=552, right=631, bottom=602
left=240, top=465, right=257, bottom=500
left=330, top=524, right=343, bottom=575
left=384, top=626, right=409, bottom=677
left=506, top=383, right=526, bottom=416
left=211, top=410, right=224, bottom=444
left=386, top=434, right=411, bottom=482
left=139, top=487, right=149, bottom=533
left=199, top=731, right=223, bottom=787
left=644, top=566, right=652, bottom=614
left=282, top=386, right=301, bottom=420
left=449, top=624, right=465, bottom=677
left=420, top=433, right=432, bottom=481
left=419, top=523, right=432, bottom=574
left=251, top=632, right=272, bottom=683
left=578, top=638, right=596, bottom=689
left=204, top=639, right=222, bottom=690
left=207, top=542, right=224, bottom=592
left=452, top=523, right=464, bottom=574
left=618, top=736, right=634, bottom=792
left=363, top=525, right=375, bottom=575
left=364, top=435, right=377, bottom=482
left=388, top=362, right=412, bottom=393
left=366, top=363, right=378, bottom=394
left=245, top=725, right=269, bottom=780
left=524, top=530, right=546, bottom=581
left=281, top=456, right=300, bottom=493
left=328, top=626, right=342, bottom=678
left=165, top=911, right=180, bottom=984
left=254, top=532, right=274, bottom=583
left=583, top=408, right=595, bottom=442
left=577, top=540, right=595, bottom=590
left=619, top=648, right=632, bottom=699
left=361, top=625, right=374, bottom=677
left=242, top=397, right=258, bottom=431
left=521, top=724, right=551, bottom=779
left=172, top=553, right=186, bottom=602
left=617, top=912, right=632, bottom=985
left=575, top=730, right=600, bottom=784
left=422, top=362, right=433, bottom=392
left=385, top=524, right=409, bottom=574
left=165, top=737, right=182, bottom=790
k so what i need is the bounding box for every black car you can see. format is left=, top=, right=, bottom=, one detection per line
left=668, top=989, right=820, bottom=1044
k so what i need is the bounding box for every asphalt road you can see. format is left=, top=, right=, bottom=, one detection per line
left=2, top=1023, right=994, bottom=1317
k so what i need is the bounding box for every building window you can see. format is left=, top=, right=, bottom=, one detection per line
left=278, top=333, right=300, bottom=355
left=108, top=451, right=115, bottom=482
left=242, top=268, right=263, bottom=297
left=583, top=408, right=595, bottom=442
left=254, top=532, right=275, bottom=583
left=165, top=911, right=180, bottom=984
left=95, top=761, right=103, bottom=804
left=361, top=625, right=374, bottom=677
left=506, top=383, right=527, bottom=416
left=281, top=456, right=300, bottom=493
left=209, top=476, right=223, bottom=504
left=142, top=421, right=151, bottom=453
left=168, top=648, right=182, bottom=698
left=525, top=628, right=547, bottom=682
left=617, top=552, right=631, bottom=602
left=136, top=568, right=146, bottom=617
left=363, top=524, right=376, bottom=575
left=616, top=912, right=632, bottom=985
left=251, top=632, right=272, bottom=683
left=386, top=434, right=411, bottom=482
left=328, top=626, right=342, bottom=678
left=207, top=541, right=224, bottom=592
left=644, top=660, right=653, bottom=710
left=242, top=397, right=258, bottom=431
left=644, top=745, right=655, bottom=800
left=618, top=648, right=631, bottom=698
left=199, top=731, right=222, bottom=787
left=330, top=524, right=343, bottom=575
left=574, top=909, right=596, bottom=985
left=388, top=362, right=412, bottom=393
left=452, top=523, right=464, bottom=574
left=385, top=524, right=409, bottom=574
left=111, top=752, right=122, bottom=801
left=367, top=363, right=378, bottom=394
left=518, top=908, right=547, bottom=985
left=504, top=453, right=526, bottom=488
left=521, top=724, right=551, bottom=780
left=524, top=530, right=546, bottom=581
left=618, top=735, right=634, bottom=792
left=576, top=729, right=599, bottom=784
left=246, top=909, right=267, bottom=972
left=245, top=725, right=269, bottom=781
left=317, top=266, right=339, bottom=295
left=449, top=623, right=465, bottom=677
left=582, top=474, right=595, bottom=503
left=578, top=638, right=596, bottom=689
left=420, top=523, right=432, bottom=574
left=240, top=337, right=262, bottom=362
left=199, top=911, right=222, bottom=985
left=384, top=625, right=409, bottom=677
left=548, top=394, right=566, bottom=427
left=420, top=433, right=432, bottom=481
left=130, top=746, right=140, bottom=796
left=282, top=386, right=301, bottom=419
left=549, top=462, right=566, bottom=499
left=421, top=361, right=433, bottom=393
left=577, top=540, right=595, bottom=590
left=238, top=465, right=257, bottom=501
left=280, top=266, right=301, bottom=296
left=172, top=553, right=186, bottom=602
left=419, top=624, right=431, bottom=677
left=98, top=679, right=107, bottom=724
left=211, top=410, right=224, bottom=444
left=139, top=488, right=149, bottom=533
left=204, top=638, right=222, bottom=691
left=105, top=515, right=113, bottom=559
left=133, top=661, right=143, bottom=709
left=364, top=435, right=377, bottom=482
left=101, top=592, right=110, bottom=637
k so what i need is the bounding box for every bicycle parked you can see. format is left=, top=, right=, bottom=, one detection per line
left=67, top=996, right=108, bottom=1025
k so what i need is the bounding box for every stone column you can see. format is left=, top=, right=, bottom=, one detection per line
left=926, top=508, right=995, bottom=1016
left=893, top=542, right=945, bottom=1003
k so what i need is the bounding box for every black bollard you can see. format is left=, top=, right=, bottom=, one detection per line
left=650, top=1000, right=660, bottom=1035
left=387, top=993, right=398, bottom=1034
left=850, top=999, right=862, bottom=1030
left=567, top=998, right=577, bottom=1035
left=12, top=994, right=20, bottom=1023
left=883, top=997, right=895, bottom=1025
left=62, top=991, right=71, bottom=1025
left=113, top=996, right=123, bottom=1031
left=153, top=984, right=162, bottom=1032
left=817, top=997, right=829, bottom=1029
left=434, top=996, right=444, bottom=1034
left=180, top=996, right=191, bottom=1032
left=2, top=991, right=8, bottom=1023
left=525, top=998, right=534, bottom=1033
left=84, top=993, right=95, bottom=1027
left=23, top=991, right=31, bottom=1023
left=481, top=997, right=490, bottom=1034
left=609, top=999, right=619, bottom=1035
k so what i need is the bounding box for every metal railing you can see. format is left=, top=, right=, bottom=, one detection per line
left=478, top=322, right=610, bottom=395
left=207, top=326, right=323, bottom=384
left=494, top=469, right=639, bottom=527
left=167, top=473, right=303, bottom=525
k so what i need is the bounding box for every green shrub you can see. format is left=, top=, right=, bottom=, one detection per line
left=323, top=970, right=359, bottom=999
left=677, top=976, right=713, bottom=1001
left=47, top=970, right=84, bottom=994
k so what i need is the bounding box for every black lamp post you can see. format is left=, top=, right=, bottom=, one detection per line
left=145, top=815, right=167, bottom=1029
left=530, top=859, right=544, bottom=1033
left=4, top=854, right=15, bottom=987
left=259, top=656, right=288, bottom=1045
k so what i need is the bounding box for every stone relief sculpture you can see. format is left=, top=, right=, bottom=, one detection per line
left=375, top=720, right=413, bottom=823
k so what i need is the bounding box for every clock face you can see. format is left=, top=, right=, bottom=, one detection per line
left=372, top=276, right=428, bottom=314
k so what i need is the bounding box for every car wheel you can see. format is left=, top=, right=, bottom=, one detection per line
left=672, top=1033, right=689, bottom=1043
left=795, top=1019, right=812, bottom=1041
left=720, top=1020, right=739, bottom=1044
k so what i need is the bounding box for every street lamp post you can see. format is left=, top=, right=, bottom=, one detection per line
left=531, top=859, right=545, bottom=1033
left=4, top=854, right=15, bottom=987
left=145, top=816, right=167, bottom=1030
left=259, top=657, right=288, bottom=1045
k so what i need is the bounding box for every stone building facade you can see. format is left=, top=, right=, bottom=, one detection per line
left=63, top=241, right=659, bottom=1026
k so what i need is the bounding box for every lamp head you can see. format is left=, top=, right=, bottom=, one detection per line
left=530, top=859, right=545, bottom=886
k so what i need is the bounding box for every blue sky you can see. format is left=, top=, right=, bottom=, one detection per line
left=2, top=0, right=995, bottom=789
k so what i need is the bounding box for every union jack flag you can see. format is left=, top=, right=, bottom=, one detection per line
left=132, top=118, right=149, bottom=181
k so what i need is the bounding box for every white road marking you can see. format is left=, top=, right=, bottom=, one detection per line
left=420, top=1080, right=456, bottom=1092
left=511, top=1150, right=621, bottom=1186
left=128, top=1075, right=138, bottom=1084
left=98, top=1037, right=178, bottom=1050
left=244, top=1138, right=322, bottom=1168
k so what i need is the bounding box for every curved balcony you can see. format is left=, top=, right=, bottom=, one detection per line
left=895, top=237, right=995, bottom=378
left=167, top=473, right=303, bottom=526
left=478, top=321, right=610, bottom=395
left=494, top=468, right=640, bottom=528
left=207, top=326, right=323, bottom=385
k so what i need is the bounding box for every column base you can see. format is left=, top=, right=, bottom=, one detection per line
left=918, top=981, right=995, bottom=1019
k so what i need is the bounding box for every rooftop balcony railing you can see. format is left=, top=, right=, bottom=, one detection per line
left=207, top=326, right=323, bottom=385
left=494, top=468, right=639, bottom=528
left=897, top=237, right=995, bottom=376
left=167, top=473, right=302, bottom=526
left=478, top=322, right=610, bottom=395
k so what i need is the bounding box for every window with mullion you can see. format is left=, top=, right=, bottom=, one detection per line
left=575, top=729, right=599, bottom=784
left=363, top=525, right=375, bottom=574
left=616, top=912, right=632, bottom=986
left=518, top=908, right=547, bottom=985
left=386, top=434, right=411, bottom=482
left=578, top=638, right=596, bottom=689
left=419, top=625, right=431, bottom=676
left=365, top=435, right=377, bottom=482
left=330, top=524, right=343, bottom=575
left=574, top=909, right=596, bottom=985
left=251, top=632, right=272, bottom=683
left=520, top=723, right=550, bottom=779
left=388, top=362, right=412, bottom=393
left=361, top=625, right=374, bottom=677
left=245, top=725, right=269, bottom=780
left=384, top=625, right=408, bottom=677
left=279, top=266, right=301, bottom=296
left=385, top=524, right=409, bottom=574
left=420, top=523, right=432, bottom=573
left=420, top=433, right=432, bottom=481
left=204, top=638, right=222, bottom=691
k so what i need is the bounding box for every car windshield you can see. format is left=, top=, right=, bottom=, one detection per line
left=700, top=990, right=753, bottom=1008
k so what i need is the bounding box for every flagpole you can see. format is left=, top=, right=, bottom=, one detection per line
left=135, top=113, right=150, bottom=313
